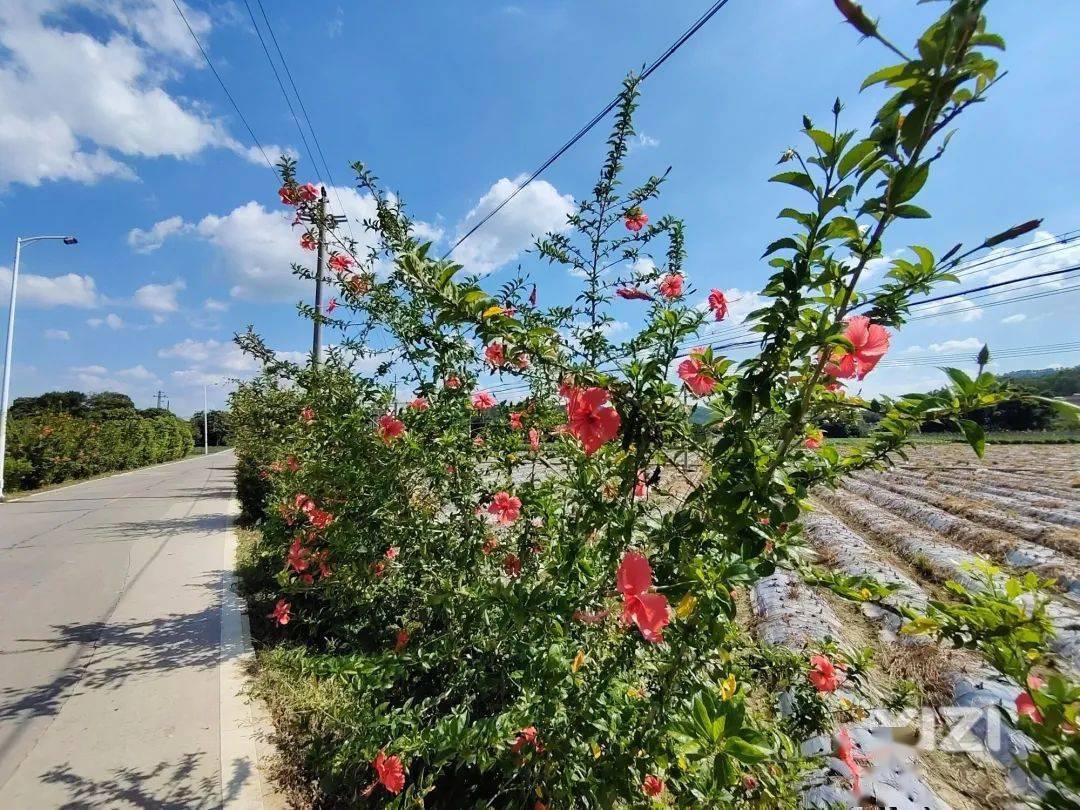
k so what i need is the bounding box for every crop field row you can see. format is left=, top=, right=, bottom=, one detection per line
left=744, top=443, right=1080, bottom=807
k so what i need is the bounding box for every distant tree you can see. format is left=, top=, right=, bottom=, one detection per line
left=8, top=391, right=86, bottom=418
left=139, top=407, right=173, bottom=419
left=83, top=391, right=136, bottom=419
left=191, top=410, right=231, bottom=447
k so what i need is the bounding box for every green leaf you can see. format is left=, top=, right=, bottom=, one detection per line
left=761, top=237, right=801, bottom=258
left=1029, top=395, right=1080, bottom=428
left=958, top=419, right=986, bottom=458
left=724, top=737, right=771, bottom=764
left=860, top=63, right=905, bottom=91
left=837, top=139, right=877, bottom=177
left=769, top=171, right=815, bottom=193
left=892, top=162, right=929, bottom=204
left=893, top=204, right=932, bottom=219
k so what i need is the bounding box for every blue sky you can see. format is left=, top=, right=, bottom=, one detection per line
left=2, top=0, right=1079, bottom=415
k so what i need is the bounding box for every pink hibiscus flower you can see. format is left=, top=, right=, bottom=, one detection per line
left=616, top=286, right=654, bottom=301
left=471, top=391, right=497, bottom=410
left=328, top=252, right=354, bottom=273
left=616, top=551, right=670, bottom=643
left=269, top=599, right=291, bottom=626
left=677, top=354, right=717, bottom=397
left=488, top=491, right=522, bottom=525
left=325, top=298, right=338, bottom=315
left=809, top=654, right=846, bottom=693
left=565, top=387, right=621, bottom=455
left=300, top=231, right=317, bottom=251
left=707, top=288, right=728, bottom=321
left=643, top=775, right=664, bottom=797
left=528, top=427, right=540, bottom=452
left=484, top=342, right=506, bottom=367
left=371, top=750, right=405, bottom=795
left=296, top=182, right=319, bottom=202
left=658, top=273, right=684, bottom=299
left=1016, top=674, right=1046, bottom=724
left=624, top=207, right=649, bottom=232
left=409, top=396, right=429, bottom=411
left=509, top=411, right=523, bottom=430
left=823, top=315, right=890, bottom=380
left=378, top=413, right=406, bottom=444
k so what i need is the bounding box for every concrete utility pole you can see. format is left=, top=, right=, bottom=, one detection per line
left=312, top=188, right=327, bottom=366
left=0, top=234, right=78, bottom=502
left=203, top=385, right=209, bottom=456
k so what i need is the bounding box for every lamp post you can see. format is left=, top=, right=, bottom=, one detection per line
left=0, top=235, right=78, bottom=502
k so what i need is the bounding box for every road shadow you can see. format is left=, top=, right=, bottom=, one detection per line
left=38, top=753, right=251, bottom=808
left=99, top=513, right=225, bottom=542
left=0, top=575, right=222, bottom=722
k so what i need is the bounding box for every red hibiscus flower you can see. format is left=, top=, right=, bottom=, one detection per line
left=509, top=726, right=543, bottom=757
left=509, top=412, right=523, bottom=430
left=804, top=428, right=823, bottom=450
left=300, top=231, right=317, bottom=251
left=809, top=654, right=846, bottom=693
left=528, top=427, right=540, bottom=452
left=286, top=537, right=310, bottom=573
left=394, top=629, right=409, bottom=651
left=300, top=406, right=315, bottom=424
left=409, top=396, right=429, bottom=411
left=1016, top=674, right=1045, bottom=724
left=484, top=342, right=506, bottom=367
left=616, top=551, right=670, bottom=643
left=488, top=491, right=522, bottom=525
left=503, top=553, right=522, bottom=578
left=312, top=549, right=331, bottom=579
left=328, top=252, right=354, bottom=273
left=307, top=507, right=333, bottom=531
left=707, top=288, right=728, bottom=321
left=616, top=286, right=654, bottom=301
left=823, top=315, right=890, bottom=380
left=658, top=273, right=684, bottom=300
left=296, top=182, right=319, bottom=202
left=634, top=470, right=648, bottom=499
left=471, top=391, right=497, bottom=410
left=278, top=185, right=298, bottom=205
left=642, top=775, right=664, bottom=797
left=378, top=413, right=406, bottom=444
left=565, top=387, right=621, bottom=455
left=445, top=375, right=461, bottom=389
left=624, top=206, right=649, bottom=232
left=325, top=298, right=338, bottom=315
left=677, top=354, right=717, bottom=397
left=385, top=546, right=399, bottom=560
left=371, top=750, right=405, bottom=795
left=269, top=598, right=291, bottom=626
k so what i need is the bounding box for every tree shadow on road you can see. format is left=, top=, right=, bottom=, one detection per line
left=0, top=575, right=222, bottom=722
left=96, top=513, right=227, bottom=542
left=38, top=753, right=252, bottom=809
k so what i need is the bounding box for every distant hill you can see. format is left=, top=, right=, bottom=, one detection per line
left=1001, top=365, right=1080, bottom=396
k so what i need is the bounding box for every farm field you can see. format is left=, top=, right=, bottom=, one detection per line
left=748, top=442, right=1080, bottom=807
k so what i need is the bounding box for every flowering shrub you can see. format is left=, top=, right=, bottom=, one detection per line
left=234, top=2, right=1078, bottom=805
left=4, top=410, right=192, bottom=491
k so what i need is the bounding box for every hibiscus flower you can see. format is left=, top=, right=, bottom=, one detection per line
left=503, top=553, right=522, bottom=578
left=286, top=537, right=310, bottom=573
left=616, top=286, right=654, bottom=301
left=658, top=273, right=684, bottom=299
left=300, top=406, right=315, bottom=424
left=328, top=252, right=354, bottom=273
left=528, top=427, right=540, bottom=452
left=509, top=726, right=543, bottom=756
left=445, top=376, right=461, bottom=389
left=616, top=551, right=670, bottom=643
left=325, top=298, right=338, bottom=315
left=809, top=654, right=845, bottom=693
left=677, top=354, right=717, bottom=397
left=409, top=396, right=429, bottom=411
left=484, top=342, right=506, bottom=367
left=269, top=599, right=291, bottom=626
left=634, top=470, right=648, bottom=499
left=1016, top=674, right=1045, bottom=724
left=300, top=231, right=317, bottom=251
left=509, top=412, right=523, bottom=430
left=823, top=315, right=890, bottom=380
left=471, top=391, right=497, bottom=410
left=707, top=288, right=729, bottom=321
left=296, top=182, right=319, bottom=202
left=835, top=728, right=866, bottom=795
left=565, top=387, right=621, bottom=455
left=643, top=775, right=664, bottom=797
left=278, top=185, right=298, bottom=205
left=804, top=427, right=824, bottom=450
left=488, top=491, right=522, bottom=525
left=371, top=750, right=405, bottom=795
left=378, top=413, right=406, bottom=444
left=394, top=629, right=409, bottom=652
left=624, top=206, right=649, bottom=232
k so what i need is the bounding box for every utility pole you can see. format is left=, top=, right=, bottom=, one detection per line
left=155, top=390, right=166, bottom=410
left=312, top=188, right=327, bottom=366
left=203, top=384, right=209, bottom=456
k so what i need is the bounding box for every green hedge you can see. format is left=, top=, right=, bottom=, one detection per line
left=3, top=412, right=194, bottom=491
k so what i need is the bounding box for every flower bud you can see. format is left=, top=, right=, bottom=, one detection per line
left=834, top=0, right=877, bottom=38
left=982, top=218, right=1042, bottom=248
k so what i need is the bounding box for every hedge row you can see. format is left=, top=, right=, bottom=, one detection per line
left=4, top=412, right=194, bottom=491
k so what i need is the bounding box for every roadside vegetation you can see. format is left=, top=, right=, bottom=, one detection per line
left=232, top=2, right=1080, bottom=807
left=4, top=390, right=193, bottom=492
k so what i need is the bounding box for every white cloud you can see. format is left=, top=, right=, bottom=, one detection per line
left=127, top=215, right=189, bottom=253
left=1001, top=313, right=1026, bottom=324
left=0, top=1, right=269, bottom=189
left=967, top=229, right=1080, bottom=288
left=916, top=295, right=982, bottom=323
left=411, top=219, right=445, bottom=244
left=203, top=297, right=229, bottom=312
left=44, top=328, right=70, bottom=340
left=87, top=312, right=124, bottom=329
left=72, top=364, right=108, bottom=376
left=928, top=337, right=983, bottom=354
left=116, top=363, right=158, bottom=381
left=133, top=278, right=185, bottom=312
left=0, top=267, right=102, bottom=308
left=634, top=133, right=660, bottom=150
left=158, top=337, right=256, bottom=374
left=451, top=175, right=574, bottom=276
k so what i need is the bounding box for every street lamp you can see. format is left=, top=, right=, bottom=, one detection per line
left=0, top=235, right=79, bottom=501
left=202, top=380, right=227, bottom=455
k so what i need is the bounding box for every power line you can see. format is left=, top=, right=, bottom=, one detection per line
left=251, top=0, right=359, bottom=244
left=441, top=0, right=734, bottom=262
left=171, top=0, right=276, bottom=174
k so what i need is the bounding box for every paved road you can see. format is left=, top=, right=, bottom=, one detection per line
left=0, top=451, right=258, bottom=808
